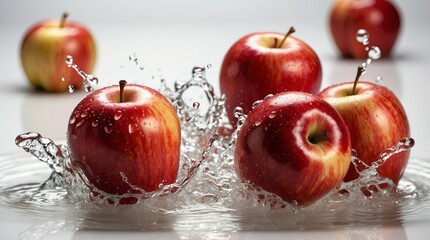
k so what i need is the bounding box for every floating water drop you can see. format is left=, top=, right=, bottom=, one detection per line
left=356, top=29, right=369, bottom=45
left=368, top=46, right=382, bottom=60
left=375, top=76, right=383, bottom=84
left=65, top=55, right=74, bottom=67
left=65, top=55, right=99, bottom=93
left=192, top=102, right=201, bottom=110
left=191, top=65, right=206, bottom=80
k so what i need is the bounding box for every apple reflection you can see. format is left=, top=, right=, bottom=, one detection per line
left=326, top=58, right=402, bottom=98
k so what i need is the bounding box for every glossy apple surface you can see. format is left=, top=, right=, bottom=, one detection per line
left=21, top=13, right=96, bottom=92
left=234, top=92, right=351, bottom=206
left=220, top=30, right=322, bottom=126
left=67, top=83, right=180, bottom=203
left=319, top=81, right=409, bottom=184
left=329, top=0, right=401, bottom=58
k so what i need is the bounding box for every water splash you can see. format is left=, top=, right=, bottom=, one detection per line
left=14, top=65, right=226, bottom=206
left=13, top=59, right=416, bottom=211
left=356, top=29, right=369, bottom=45
left=355, top=29, right=381, bottom=74
left=128, top=53, right=144, bottom=70
left=65, top=55, right=99, bottom=93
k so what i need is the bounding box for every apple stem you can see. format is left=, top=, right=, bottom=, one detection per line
left=119, top=80, right=127, bottom=103
left=277, top=27, right=296, bottom=48
left=60, top=12, right=69, bottom=28
left=308, top=131, right=329, bottom=144
left=351, top=66, right=364, bottom=95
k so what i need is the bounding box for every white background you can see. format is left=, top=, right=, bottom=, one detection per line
left=1, top=0, right=430, bottom=239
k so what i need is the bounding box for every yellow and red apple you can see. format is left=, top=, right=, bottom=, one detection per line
left=20, top=13, right=96, bottom=92
left=319, top=72, right=410, bottom=184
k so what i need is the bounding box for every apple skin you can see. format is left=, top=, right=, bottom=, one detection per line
left=234, top=92, right=351, bottom=206
left=329, top=0, right=401, bottom=58
left=21, top=14, right=96, bottom=92
left=319, top=81, right=410, bottom=184
left=220, top=32, right=322, bottom=126
left=67, top=83, right=181, bottom=204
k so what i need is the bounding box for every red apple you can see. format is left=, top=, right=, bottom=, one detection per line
left=329, top=0, right=401, bottom=58
left=234, top=92, right=351, bottom=206
left=67, top=81, right=181, bottom=204
left=318, top=68, right=410, bottom=184
left=220, top=28, right=322, bottom=126
left=21, top=13, right=96, bottom=92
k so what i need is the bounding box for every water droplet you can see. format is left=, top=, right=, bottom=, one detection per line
left=254, top=120, right=262, bottom=127
left=65, top=55, right=74, bottom=67
left=129, top=54, right=138, bottom=63
left=68, top=85, right=75, bottom=93
left=69, top=116, right=76, bottom=124
left=84, top=85, right=94, bottom=93
left=114, top=111, right=123, bottom=120
left=375, top=76, right=383, bottom=84
left=269, top=111, right=276, bottom=119
left=206, top=64, right=212, bottom=69
left=356, top=29, right=369, bottom=45
left=104, top=124, right=113, bottom=134
left=61, top=77, right=66, bottom=82
left=368, top=46, right=381, bottom=60
left=128, top=124, right=135, bottom=133
left=139, top=66, right=144, bottom=70
left=86, top=75, right=99, bottom=85
left=193, top=102, right=200, bottom=110
left=91, top=120, right=99, bottom=127
left=191, top=66, right=206, bottom=79
left=76, top=119, right=85, bottom=127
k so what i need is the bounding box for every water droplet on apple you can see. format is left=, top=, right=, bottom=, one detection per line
left=69, top=116, right=76, bottom=124
left=128, top=124, right=135, bottom=133
left=114, top=111, right=123, bottom=120
left=80, top=112, right=88, bottom=118
left=76, top=119, right=85, bottom=127
left=254, top=120, right=262, bottom=127
left=368, top=46, right=381, bottom=60
left=65, top=55, right=74, bottom=67
left=61, top=77, right=66, bottom=82
left=68, top=85, right=75, bottom=93
left=104, top=124, right=113, bottom=134
left=91, top=120, right=99, bottom=127
left=356, top=29, right=369, bottom=45
left=268, top=111, right=276, bottom=119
